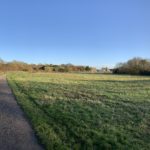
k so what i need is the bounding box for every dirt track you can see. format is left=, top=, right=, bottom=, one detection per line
left=0, top=76, right=43, bottom=150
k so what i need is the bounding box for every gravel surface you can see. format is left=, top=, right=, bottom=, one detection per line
left=0, top=76, right=43, bottom=150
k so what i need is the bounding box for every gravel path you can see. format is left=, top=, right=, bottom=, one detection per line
left=0, top=76, right=43, bottom=150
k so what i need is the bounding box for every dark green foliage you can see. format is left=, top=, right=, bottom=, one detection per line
left=85, top=66, right=91, bottom=71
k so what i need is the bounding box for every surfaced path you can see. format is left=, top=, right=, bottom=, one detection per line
left=0, top=76, right=43, bottom=150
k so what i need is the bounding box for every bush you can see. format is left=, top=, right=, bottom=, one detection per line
left=113, top=58, right=150, bottom=75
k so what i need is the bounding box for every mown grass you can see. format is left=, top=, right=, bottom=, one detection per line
left=7, top=72, right=150, bottom=150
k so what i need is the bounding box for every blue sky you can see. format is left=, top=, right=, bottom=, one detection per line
left=0, top=0, right=150, bottom=68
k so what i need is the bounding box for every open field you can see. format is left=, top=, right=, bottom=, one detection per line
left=7, top=72, right=150, bottom=150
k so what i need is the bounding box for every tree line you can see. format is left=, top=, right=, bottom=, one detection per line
left=0, top=59, right=97, bottom=73
left=113, top=58, right=150, bottom=75
left=1, top=57, right=150, bottom=75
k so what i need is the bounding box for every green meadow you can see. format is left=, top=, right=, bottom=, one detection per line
left=7, top=72, right=150, bottom=150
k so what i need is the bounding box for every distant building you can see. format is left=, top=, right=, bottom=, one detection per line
left=98, top=67, right=112, bottom=74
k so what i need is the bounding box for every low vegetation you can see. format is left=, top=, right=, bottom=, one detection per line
left=2, top=57, right=150, bottom=76
left=0, top=59, right=96, bottom=73
left=7, top=72, right=150, bottom=150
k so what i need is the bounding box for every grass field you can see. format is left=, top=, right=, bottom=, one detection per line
left=7, top=72, right=150, bottom=150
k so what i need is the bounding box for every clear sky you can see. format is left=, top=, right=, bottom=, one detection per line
left=0, top=0, right=150, bottom=68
